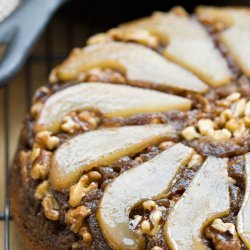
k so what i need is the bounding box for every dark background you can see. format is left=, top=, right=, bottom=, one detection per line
left=62, top=0, right=250, bottom=25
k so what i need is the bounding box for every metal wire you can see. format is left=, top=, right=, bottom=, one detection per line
left=3, top=84, right=10, bottom=250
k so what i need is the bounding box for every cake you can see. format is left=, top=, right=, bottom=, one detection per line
left=11, top=6, right=250, bottom=250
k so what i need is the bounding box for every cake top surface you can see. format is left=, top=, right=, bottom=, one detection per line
left=16, top=5, right=250, bottom=250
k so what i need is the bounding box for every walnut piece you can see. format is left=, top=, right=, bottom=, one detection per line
left=30, top=150, right=52, bottom=180
left=181, top=126, right=201, bottom=141
left=35, top=131, right=60, bottom=150
left=34, top=180, right=49, bottom=200
left=79, top=227, right=93, bottom=243
left=69, top=175, right=98, bottom=207
left=135, top=202, right=164, bottom=237
left=65, top=206, right=90, bottom=233
left=42, top=194, right=60, bottom=221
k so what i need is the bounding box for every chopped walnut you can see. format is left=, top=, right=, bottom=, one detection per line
left=181, top=126, right=201, bottom=140
left=226, top=92, right=241, bottom=102
left=79, top=68, right=126, bottom=83
left=71, top=242, right=80, bottom=249
left=198, top=15, right=225, bottom=32
left=158, top=141, right=175, bottom=150
left=149, top=117, right=162, bottom=125
left=30, top=150, right=52, bottom=180
left=34, top=86, right=50, bottom=99
left=198, top=118, right=232, bottom=140
left=143, top=200, right=157, bottom=211
left=244, top=116, right=250, bottom=127
left=198, top=119, right=215, bottom=136
left=228, top=177, right=237, bottom=185
left=31, top=102, right=43, bottom=119
left=42, top=194, right=60, bottom=221
left=244, top=100, right=250, bottom=117
left=87, top=171, right=102, bottom=182
left=34, top=180, right=49, bottom=200
left=87, top=33, right=113, bottom=45
left=205, top=219, right=242, bottom=250
left=69, top=175, right=98, bottom=207
left=214, top=93, right=250, bottom=139
left=60, top=110, right=101, bottom=134
left=151, top=247, right=163, bottom=250
left=65, top=206, right=90, bottom=233
left=208, top=129, right=232, bottom=141
left=78, top=110, right=101, bottom=130
left=231, top=98, right=246, bottom=118
left=133, top=200, right=164, bottom=237
left=219, top=109, right=232, bottom=125
left=187, top=154, right=203, bottom=168
left=140, top=220, right=151, bottom=233
left=135, top=156, right=144, bottom=164
left=226, top=119, right=248, bottom=138
left=211, top=219, right=236, bottom=235
left=79, top=227, right=93, bottom=243
left=171, top=6, right=189, bottom=17
left=108, top=27, right=159, bottom=49
left=31, top=146, right=41, bottom=163
left=61, top=115, right=80, bottom=134
left=35, top=131, right=60, bottom=150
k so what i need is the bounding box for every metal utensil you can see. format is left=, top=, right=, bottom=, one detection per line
left=0, top=0, right=68, bottom=86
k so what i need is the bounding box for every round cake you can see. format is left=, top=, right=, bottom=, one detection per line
left=11, top=6, right=250, bottom=250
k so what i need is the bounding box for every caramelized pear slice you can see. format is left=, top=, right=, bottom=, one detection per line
left=121, top=11, right=232, bottom=86
left=196, top=7, right=250, bottom=27
left=196, top=7, right=250, bottom=76
left=50, top=125, right=176, bottom=190
left=237, top=153, right=250, bottom=248
left=164, top=157, right=230, bottom=250
left=36, top=82, right=191, bottom=133
left=50, top=42, right=208, bottom=93
left=97, top=143, right=194, bottom=250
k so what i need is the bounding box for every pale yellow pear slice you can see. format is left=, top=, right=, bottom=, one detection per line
left=164, top=157, right=230, bottom=250
left=35, top=82, right=191, bottom=133
left=97, top=143, right=194, bottom=250
left=50, top=42, right=208, bottom=93
left=50, top=125, right=176, bottom=190
left=237, top=153, right=250, bottom=248
left=196, top=6, right=250, bottom=27
left=120, top=11, right=232, bottom=87
left=220, top=27, right=250, bottom=77
left=196, top=7, right=250, bottom=76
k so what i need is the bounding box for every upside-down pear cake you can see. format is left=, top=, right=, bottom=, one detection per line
left=11, top=6, right=250, bottom=250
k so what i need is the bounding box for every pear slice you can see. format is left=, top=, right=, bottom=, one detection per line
left=97, top=143, right=194, bottom=250
left=120, top=11, right=232, bottom=87
left=35, top=82, right=191, bottom=133
left=164, top=157, right=230, bottom=250
left=237, top=153, right=250, bottom=248
left=50, top=42, right=208, bottom=93
left=49, top=124, right=176, bottom=190
left=196, top=7, right=250, bottom=77
left=196, top=7, right=250, bottom=27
